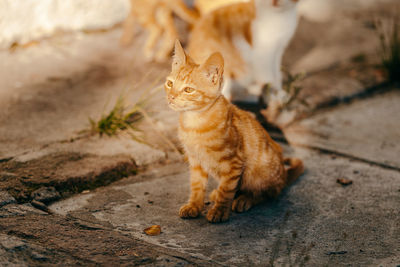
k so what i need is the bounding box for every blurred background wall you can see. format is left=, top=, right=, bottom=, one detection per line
left=0, top=0, right=129, bottom=49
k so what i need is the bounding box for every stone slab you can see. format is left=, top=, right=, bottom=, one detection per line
left=0, top=204, right=47, bottom=218
left=284, top=90, right=400, bottom=169
left=50, top=148, right=400, bottom=266
left=0, top=191, right=16, bottom=207
left=0, top=153, right=139, bottom=203
left=0, top=28, right=181, bottom=202
left=0, top=212, right=214, bottom=266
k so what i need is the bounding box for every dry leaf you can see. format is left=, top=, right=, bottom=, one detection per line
left=337, top=178, right=353, bottom=186
left=144, top=225, right=161, bottom=236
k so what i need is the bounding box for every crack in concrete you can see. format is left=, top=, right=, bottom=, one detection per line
left=112, top=227, right=226, bottom=266
left=282, top=83, right=395, bottom=129
left=0, top=157, right=13, bottom=163
left=0, top=153, right=138, bottom=204
left=293, top=143, right=400, bottom=172
left=313, top=82, right=393, bottom=110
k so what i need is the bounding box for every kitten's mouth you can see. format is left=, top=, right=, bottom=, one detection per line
left=167, top=101, right=181, bottom=111
left=167, top=101, right=195, bottom=112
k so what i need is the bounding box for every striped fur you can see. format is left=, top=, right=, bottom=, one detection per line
left=166, top=41, right=304, bottom=223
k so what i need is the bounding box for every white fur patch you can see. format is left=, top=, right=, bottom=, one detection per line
left=228, top=0, right=299, bottom=103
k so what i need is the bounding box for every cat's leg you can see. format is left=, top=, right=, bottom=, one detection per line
left=265, top=9, right=298, bottom=122
left=262, top=44, right=288, bottom=122
left=155, top=8, right=178, bottom=62
left=120, top=12, right=136, bottom=46
left=252, top=4, right=298, bottom=120
left=120, top=0, right=136, bottom=46
left=206, top=168, right=242, bottom=223
left=251, top=37, right=283, bottom=102
left=179, top=164, right=208, bottom=218
left=144, top=23, right=162, bottom=61
left=246, top=36, right=280, bottom=106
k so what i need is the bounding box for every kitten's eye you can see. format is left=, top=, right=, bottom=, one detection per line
left=183, top=87, right=195, bottom=93
left=166, top=80, right=173, bottom=88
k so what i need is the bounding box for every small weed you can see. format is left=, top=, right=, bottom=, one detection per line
left=89, top=95, right=144, bottom=139
left=351, top=53, right=367, bottom=64
left=86, top=80, right=181, bottom=154
left=281, top=68, right=309, bottom=110
left=376, top=15, right=400, bottom=83
left=88, top=78, right=163, bottom=142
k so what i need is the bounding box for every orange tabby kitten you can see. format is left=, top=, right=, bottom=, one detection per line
left=165, top=40, right=304, bottom=223
left=120, top=0, right=198, bottom=61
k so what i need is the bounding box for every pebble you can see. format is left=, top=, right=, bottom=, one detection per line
left=0, top=191, right=16, bottom=207
left=31, top=187, right=60, bottom=204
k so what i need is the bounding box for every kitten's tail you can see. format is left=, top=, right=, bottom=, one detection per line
left=284, top=157, right=304, bottom=184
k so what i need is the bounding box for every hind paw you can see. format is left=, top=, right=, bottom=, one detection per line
left=232, top=195, right=254, bottom=213
left=206, top=205, right=231, bottom=223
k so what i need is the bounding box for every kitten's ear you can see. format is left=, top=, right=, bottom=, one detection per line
left=172, top=39, right=186, bottom=69
left=199, top=52, right=224, bottom=86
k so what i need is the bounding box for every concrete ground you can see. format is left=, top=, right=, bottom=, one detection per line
left=49, top=141, right=400, bottom=266
left=1, top=1, right=400, bottom=266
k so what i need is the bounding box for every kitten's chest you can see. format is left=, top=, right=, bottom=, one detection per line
left=179, top=129, right=224, bottom=168
left=179, top=129, right=217, bottom=156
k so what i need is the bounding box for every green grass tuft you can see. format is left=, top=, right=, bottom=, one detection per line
left=89, top=95, right=144, bottom=138
left=281, top=69, right=309, bottom=110
left=377, top=16, right=400, bottom=83
left=87, top=78, right=166, bottom=146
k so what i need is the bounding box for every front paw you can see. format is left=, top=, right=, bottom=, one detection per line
left=179, top=203, right=201, bottom=218
left=206, top=205, right=231, bottom=223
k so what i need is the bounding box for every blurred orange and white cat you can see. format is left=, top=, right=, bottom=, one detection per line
left=123, top=0, right=300, bottom=119
left=194, top=0, right=251, bottom=15
left=165, top=41, right=304, bottom=222
left=120, top=0, right=198, bottom=61
left=188, top=0, right=300, bottom=120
